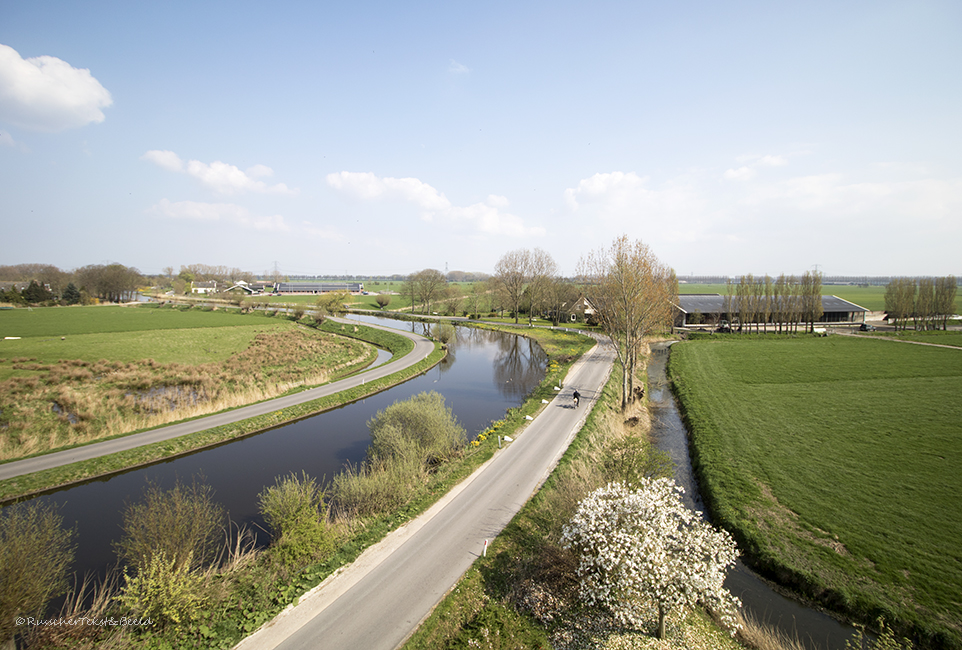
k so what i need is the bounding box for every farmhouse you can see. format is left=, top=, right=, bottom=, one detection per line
left=190, top=280, right=217, bottom=295
left=674, top=294, right=868, bottom=328
left=274, top=282, right=364, bottom=294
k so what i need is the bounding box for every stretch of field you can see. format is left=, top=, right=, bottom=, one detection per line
left=0, top=305, right=375, bottom=460
left=678, top=283, right=961, bottom=313
left=669, top=335, right=962, bottom=648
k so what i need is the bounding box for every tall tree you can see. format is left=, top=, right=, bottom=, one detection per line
left=801, top=270, right=823, bottom=332
left=579, top=236, right=676, bottom=410
left=885, top=278, right=916, bottom=331
left=493, top=249, right=531, bottom=324
left=915, top=278, right=935, bottom=331
left=524, top=248, right=559, bottom=325
left=934, top=276, right=958, bottom=330
left=410, top=269, right=446, bottom=315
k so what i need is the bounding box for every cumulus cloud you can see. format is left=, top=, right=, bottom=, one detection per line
left=327, top=171, right=545, bottom=237
left=0, top=43, right=112, bottom=132
left=149, top=198, right=289, bottom=232
left=142, top=150, right=295, bottom=195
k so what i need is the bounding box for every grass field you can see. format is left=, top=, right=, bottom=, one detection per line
left=0, top=304, right=375, bottom=460
left=678, top=283, right=960, bottom=313
left=669, top=336, right=962, bottom=648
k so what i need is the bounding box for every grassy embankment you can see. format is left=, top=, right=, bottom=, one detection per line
left=669, top=335, right=962, bottom=649
left=404, top=345, right=751, bottom=650
left=0, top=305, right=444, bottom=502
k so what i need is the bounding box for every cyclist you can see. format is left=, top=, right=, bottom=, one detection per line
left=572, top=389, right=581, bottom=408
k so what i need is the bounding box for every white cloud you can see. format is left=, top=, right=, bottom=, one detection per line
left=0, top=43, right=112, bottom=132
left=759, top=155, right=788, bottom=167
left=0, top=130, right=14, bottom=147
left=142, top=150, right=295, bottom=195
left=564, top=171, right=700, bottom=216
left=141, top=149, right=184, bottom=172
left=723, top=166, right=756, bottom=181
left=327, top=171, right=544, bottom=237
left=448, top=59, right=470, bottom=74
left=149, top=199, right=289, bottom=232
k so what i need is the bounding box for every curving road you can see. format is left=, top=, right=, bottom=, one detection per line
left=0, top=319, right=436, bottom=482
left=235, top=335, right=615, bottom=650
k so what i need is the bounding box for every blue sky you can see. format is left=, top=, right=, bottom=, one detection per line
left=1, top=1, right=960, bottom=278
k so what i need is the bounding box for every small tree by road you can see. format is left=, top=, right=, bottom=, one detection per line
left=561, top=479, right=741, bottom=640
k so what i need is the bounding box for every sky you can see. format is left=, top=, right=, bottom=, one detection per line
left=1, top=1, right=960, bottom=278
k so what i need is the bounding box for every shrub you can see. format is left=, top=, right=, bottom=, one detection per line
left=367, top=391, right=466, bottom=468
left=330, top=454, right=427, bottom=518
left=119, top=550, right=207, bottom=628
left=258, top=472, right=336, bottom=569
left=116, top=479, right=224, bottom=572
left=432, top=322, right=456, bottom=344
left=0, top=502, right=74, bottom=641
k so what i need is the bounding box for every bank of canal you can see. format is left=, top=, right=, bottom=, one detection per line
left=648, top=341, right=858, bottom=650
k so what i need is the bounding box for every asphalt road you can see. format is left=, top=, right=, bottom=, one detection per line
left=0, top=319, right=436, bottom=482
left=235, top=335, right=615, bottom=650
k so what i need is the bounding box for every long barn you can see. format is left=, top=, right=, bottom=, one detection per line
left=274, top=282, right=364, bottom=294
left=674, top=294, right=868, bottom=328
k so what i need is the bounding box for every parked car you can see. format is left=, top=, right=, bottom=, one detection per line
left=859, top=323, right=877, bottom=331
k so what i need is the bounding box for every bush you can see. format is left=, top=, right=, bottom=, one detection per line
left=0, top=502, right=74, bottom=641
left=331, top=454, right=427, bottom=517
left=258, top=472, right=336, bottom=569
left=432, top=322, right=456, bottom=344
left=119, top=550, right=208, bottom=628
left=116, top=479, right=224, bottom=572
left=367, top=391, right=466, bottom=468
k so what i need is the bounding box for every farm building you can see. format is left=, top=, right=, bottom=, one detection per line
left=190, top=281, right=217, bottom=294
left=674, top=294, right=868, bottom=328
left=274, top=282, right=364, bottom=294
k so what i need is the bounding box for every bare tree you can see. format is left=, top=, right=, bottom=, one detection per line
left=410, top=269, right=447, bottom=315
left=915, top=278, right=935, bottom=331
left=493, top=249, right=531, bottom=324
left=801, top=270, right=823, bottom=332
left=525, top=248, right=559, bottom=324
left=885, top=278, right=916, bottom=331
left=579, top=236, right=676, bottom=410
left=934, top=276, right=958, bottom=330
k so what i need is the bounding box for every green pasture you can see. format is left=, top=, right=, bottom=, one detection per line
left=0, top=305, right=298, bottom=380
left=669, top=336, right=962, bottom=647
left=0, top=324, right=292, bottom=381
left=678, top=283, right=960, bottom=313
left=0, top=304, right=257, bottom=338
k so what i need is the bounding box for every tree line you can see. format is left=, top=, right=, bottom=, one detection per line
left=403, top=237, right=679, bottom=412
left=0, top=263, right=143, bottom=305
left=719, top=271, right=825, bottom=334
left=884, top=276, right=957, bottom=331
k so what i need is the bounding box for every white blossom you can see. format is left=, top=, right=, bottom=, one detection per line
left=560, top=479, right=742, bottom=638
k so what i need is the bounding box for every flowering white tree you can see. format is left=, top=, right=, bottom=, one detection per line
left=561, top=479, right=741, bottom=639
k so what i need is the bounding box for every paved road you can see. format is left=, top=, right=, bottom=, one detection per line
left=235, top=335, right=615, bottom=650
left=0, top=319, right=435, bottom=482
